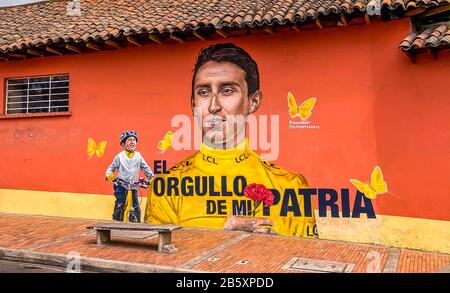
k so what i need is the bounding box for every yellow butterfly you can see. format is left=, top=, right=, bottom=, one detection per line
left=350, top=166, right=388, bottom=199
left=87, top=137, right=108, bottom=158
left=287, top=92, right=316, bottom=120
left=157, top=131, right=173, bottom=151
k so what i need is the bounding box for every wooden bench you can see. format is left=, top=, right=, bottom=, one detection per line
left=87, top=222, right=181, bottom=253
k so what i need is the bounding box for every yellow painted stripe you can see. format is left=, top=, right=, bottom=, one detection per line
left=0, top=188, right=147, bottom=222
left=316, top=212, right=450, bottom=254
left=0, top=188, right=449, bottom=254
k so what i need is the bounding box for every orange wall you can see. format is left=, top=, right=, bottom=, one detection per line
left=1, top=18, right=449, bottom=221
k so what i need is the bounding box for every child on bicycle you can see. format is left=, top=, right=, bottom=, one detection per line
left=105, top=130, right=154, bottom=222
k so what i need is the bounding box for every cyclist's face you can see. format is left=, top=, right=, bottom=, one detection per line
left=192, top=61, right=261, bottom=147
left=123, top=137, right=137, bottom=151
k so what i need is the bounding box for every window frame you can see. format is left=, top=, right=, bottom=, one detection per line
left=2, top=73, right=71, bottom=119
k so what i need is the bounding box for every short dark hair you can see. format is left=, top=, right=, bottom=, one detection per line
left=191, top=43, right=260, bottom=100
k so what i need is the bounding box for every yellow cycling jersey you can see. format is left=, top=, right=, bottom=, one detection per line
left=144, top=139, right=318, bottom=238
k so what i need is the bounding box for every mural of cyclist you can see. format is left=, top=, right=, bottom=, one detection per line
left=105, top=130, right=154, bottom=222
left=144, top=43, right=317, bottom=237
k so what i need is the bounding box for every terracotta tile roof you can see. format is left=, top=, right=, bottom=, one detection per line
left=399, top=23, right=450, bottom=52
left=382, top=0, right=449, bottom=9
left=0, top=0, right=448, bottom=54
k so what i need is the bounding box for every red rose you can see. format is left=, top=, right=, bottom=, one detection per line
left=263, top=190, right=275, bottom=206
left=243, top=183, right=258, bottom=201
left=244, top=183, right=275, bottom=209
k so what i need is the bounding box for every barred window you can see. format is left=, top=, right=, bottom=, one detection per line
left=5, top=74, right=69, bottom=115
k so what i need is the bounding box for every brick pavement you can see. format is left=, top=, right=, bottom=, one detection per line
left=0, top=213, right=448, bottom=273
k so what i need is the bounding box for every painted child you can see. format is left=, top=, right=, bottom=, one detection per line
left=105, top=130, right=154, bottom=222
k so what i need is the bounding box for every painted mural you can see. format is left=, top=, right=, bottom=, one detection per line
left=127, top=43, right=382, bottom=238
left=1, top=19, right=449, bottom=253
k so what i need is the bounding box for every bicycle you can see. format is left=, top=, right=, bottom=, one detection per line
left=111, top=177, right=150, bottom=223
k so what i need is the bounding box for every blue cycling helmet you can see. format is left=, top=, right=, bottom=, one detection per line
left=119, top=130, right=139, bottom=145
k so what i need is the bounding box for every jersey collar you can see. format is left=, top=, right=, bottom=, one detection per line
left=200, top=138, right=249, bottom=160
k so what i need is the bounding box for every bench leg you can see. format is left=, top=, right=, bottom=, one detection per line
left=96, top=230, right=111, bottom=245
left=158, top=231, right=178, bottom=253
left=158, top=232, right=171, bottom=252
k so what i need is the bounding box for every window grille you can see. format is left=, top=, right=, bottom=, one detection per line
left=5, top=74, right=69, bottom=115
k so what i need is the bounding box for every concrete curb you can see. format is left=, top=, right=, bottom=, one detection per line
left=0, top=247, right=208, bottom=273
